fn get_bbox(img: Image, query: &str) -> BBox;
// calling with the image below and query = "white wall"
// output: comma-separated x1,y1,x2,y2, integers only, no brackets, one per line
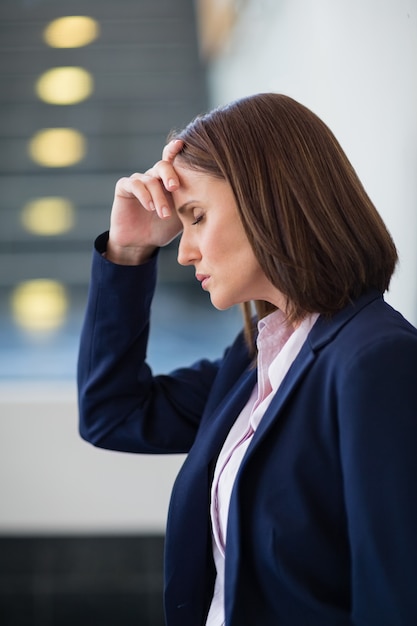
0,383,184,533
209,0,417,324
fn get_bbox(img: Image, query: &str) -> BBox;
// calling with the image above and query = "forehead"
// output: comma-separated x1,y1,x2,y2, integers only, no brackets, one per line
172,165,220,210
174,163,210,186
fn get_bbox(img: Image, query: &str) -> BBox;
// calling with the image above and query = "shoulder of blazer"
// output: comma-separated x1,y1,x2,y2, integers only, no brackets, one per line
309,289,384,351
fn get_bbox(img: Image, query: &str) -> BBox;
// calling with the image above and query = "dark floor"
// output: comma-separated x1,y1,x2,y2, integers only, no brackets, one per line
0,535,165,626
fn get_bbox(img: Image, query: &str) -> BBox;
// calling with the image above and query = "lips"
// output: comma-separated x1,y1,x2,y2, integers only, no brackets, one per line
196,273,210,289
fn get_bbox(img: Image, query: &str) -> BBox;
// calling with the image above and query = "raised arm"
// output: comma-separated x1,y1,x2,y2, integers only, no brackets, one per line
77,141,221,454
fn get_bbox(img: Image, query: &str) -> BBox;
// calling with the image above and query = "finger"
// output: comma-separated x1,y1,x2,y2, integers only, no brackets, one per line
148,159,180,195
162,138,184,162
130,174,173,218
115,174,155,212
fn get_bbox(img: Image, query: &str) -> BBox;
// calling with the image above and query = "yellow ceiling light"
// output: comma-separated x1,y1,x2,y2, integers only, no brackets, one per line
21,197,75,236
28,128,86,167
11,279,69,332
36,67,93,105
43,16,99,48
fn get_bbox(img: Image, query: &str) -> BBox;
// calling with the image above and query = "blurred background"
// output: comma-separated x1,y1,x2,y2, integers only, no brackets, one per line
0,0,416,624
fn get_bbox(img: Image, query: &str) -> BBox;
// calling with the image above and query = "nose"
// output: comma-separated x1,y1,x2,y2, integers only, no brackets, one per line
177,230,200,266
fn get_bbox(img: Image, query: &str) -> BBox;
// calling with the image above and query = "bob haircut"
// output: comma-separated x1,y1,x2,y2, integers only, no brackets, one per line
171,93,398,349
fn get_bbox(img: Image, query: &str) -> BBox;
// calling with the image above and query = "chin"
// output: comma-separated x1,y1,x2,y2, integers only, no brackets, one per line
209,293,236,311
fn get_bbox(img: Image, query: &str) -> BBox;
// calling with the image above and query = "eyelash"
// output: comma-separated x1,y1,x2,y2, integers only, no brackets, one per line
192,214,204,226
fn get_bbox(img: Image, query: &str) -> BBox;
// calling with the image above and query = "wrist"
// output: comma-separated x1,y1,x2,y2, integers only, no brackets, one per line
106,239,157,265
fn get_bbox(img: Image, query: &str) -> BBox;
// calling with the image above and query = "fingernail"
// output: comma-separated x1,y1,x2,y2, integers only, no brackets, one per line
168,179,177,189
161,206,171,218
149,201,155,211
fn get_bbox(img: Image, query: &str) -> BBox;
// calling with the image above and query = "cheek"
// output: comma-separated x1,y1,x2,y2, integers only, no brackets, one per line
204,231,229,261
232,236,260,269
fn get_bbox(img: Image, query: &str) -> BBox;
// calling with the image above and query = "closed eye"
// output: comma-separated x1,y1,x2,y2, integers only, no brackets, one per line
192,214,204,226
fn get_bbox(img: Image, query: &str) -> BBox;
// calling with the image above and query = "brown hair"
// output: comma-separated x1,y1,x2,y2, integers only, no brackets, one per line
171,93,398,349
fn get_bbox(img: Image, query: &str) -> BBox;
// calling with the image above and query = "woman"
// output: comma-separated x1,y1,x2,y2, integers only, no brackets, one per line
78,93,417,625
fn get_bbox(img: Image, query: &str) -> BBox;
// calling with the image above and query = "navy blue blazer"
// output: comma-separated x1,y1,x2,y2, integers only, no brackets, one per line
78,234,417,626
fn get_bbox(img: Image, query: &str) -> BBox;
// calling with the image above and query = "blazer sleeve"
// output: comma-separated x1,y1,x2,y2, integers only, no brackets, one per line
77,233,222,454
337,322,417,624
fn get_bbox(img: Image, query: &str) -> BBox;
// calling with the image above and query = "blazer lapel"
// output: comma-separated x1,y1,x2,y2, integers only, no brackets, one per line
249,338,316,448
243,289,382,454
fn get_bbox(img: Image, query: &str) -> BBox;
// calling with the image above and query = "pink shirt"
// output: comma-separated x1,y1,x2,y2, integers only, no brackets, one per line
206,309,319,625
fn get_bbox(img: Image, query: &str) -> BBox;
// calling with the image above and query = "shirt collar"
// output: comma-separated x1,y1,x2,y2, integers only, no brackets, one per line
256,309,319,398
